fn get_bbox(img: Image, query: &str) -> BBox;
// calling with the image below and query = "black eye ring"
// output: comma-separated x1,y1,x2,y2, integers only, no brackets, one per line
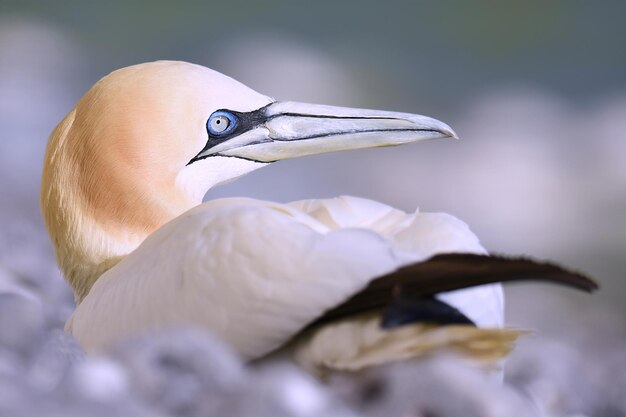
207,110,238,136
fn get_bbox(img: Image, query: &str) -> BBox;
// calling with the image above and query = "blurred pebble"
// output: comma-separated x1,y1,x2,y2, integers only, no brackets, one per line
0,377,39,416
507,337,626,417
27,330,84,391
61,357,129,402
588,350,626,417
220,363,358,417
0,292,45,355
0,346,26,376
112,327,246,416
7,396,168,417
0,263,40,301
332,356,537,417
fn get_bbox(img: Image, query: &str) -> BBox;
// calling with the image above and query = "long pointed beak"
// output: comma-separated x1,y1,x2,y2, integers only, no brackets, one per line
191,101,458,163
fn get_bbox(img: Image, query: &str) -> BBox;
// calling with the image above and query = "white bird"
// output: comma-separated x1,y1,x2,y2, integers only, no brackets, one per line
40,61,595,374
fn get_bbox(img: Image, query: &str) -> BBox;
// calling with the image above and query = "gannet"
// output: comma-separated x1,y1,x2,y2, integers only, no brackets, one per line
40,61,595,374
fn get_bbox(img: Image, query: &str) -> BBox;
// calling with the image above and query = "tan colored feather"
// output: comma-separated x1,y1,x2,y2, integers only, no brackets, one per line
41,61,577,374
40,62,223,301
289,313,523,377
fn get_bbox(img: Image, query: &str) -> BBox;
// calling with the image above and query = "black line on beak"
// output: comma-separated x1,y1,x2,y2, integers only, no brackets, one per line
188,103,442,166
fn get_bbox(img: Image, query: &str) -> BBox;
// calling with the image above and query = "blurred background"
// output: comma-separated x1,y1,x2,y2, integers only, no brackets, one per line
0,1,625,415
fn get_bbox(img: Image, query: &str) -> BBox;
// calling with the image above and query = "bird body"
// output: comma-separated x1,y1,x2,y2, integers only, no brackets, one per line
42,61,595,373
66,196,503,361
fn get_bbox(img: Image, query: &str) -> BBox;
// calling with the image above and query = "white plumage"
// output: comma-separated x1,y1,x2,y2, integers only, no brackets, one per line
67,196,503,360
41,61,526,373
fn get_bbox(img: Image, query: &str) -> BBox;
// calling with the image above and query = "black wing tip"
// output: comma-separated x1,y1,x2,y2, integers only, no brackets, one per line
428,253,600,293
307,252,599,331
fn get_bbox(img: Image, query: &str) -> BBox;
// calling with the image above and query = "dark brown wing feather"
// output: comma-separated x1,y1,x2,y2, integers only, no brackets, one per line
311,253,598,327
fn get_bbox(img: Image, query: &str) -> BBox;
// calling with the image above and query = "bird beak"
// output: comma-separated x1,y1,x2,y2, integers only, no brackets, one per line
190,101,458,164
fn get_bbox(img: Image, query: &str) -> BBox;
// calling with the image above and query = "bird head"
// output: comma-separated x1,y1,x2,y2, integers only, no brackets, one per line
41,60,457,301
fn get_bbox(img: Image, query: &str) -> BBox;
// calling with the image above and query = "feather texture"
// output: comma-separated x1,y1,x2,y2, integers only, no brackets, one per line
40,63,597,374
67,197,504,361
313,252,597,327
289,313,522,376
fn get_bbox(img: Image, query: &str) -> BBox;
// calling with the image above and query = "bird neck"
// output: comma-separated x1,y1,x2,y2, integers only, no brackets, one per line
41,112,199,303
44,181,196,303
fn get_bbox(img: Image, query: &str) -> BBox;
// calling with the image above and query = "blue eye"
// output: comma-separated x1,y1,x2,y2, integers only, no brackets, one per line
207,111,237,136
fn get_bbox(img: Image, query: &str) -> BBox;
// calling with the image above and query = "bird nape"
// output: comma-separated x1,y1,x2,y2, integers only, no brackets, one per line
40,61,597,376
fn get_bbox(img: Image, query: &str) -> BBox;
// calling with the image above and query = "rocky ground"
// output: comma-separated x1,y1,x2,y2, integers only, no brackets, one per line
0,252,624,417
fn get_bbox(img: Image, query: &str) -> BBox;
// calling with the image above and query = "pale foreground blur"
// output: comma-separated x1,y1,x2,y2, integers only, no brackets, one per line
0,17,624,417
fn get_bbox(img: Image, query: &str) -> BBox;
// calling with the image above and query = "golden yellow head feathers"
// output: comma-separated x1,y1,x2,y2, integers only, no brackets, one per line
41,60,455,301
41,61,270,300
